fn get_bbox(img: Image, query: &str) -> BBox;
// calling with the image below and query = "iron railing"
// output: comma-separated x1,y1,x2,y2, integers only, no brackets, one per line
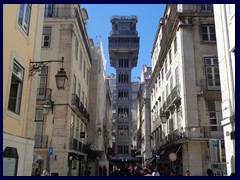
36,88,52,100
72,94,90,122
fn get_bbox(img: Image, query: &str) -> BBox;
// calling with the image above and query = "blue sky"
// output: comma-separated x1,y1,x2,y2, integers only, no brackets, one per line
81,4,166,82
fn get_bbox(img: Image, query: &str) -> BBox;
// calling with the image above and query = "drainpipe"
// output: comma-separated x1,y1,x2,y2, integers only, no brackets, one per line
220,4,235,116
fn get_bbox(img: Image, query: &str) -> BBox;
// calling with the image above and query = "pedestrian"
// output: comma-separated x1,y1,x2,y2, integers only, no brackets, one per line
185,170,190,176
143,168,151,176
207,168,213,176
41,170,48,176
71,167,78,176
152,168,160,176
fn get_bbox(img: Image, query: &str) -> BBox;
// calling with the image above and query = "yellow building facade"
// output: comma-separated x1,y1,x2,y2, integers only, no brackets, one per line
3,4,45,176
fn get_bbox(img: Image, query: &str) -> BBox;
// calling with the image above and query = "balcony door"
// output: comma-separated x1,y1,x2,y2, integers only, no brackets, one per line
37,67,48,99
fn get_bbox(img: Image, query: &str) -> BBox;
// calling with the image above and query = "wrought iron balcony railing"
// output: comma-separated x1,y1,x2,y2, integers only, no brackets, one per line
72,94,90,122
36,88,52,100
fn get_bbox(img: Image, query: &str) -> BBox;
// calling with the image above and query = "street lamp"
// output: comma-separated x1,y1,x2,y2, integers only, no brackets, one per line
29,57,68,89
160,113,168,123
43,98,54,115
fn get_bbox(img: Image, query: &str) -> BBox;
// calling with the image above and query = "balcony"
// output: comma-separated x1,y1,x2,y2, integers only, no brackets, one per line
72,94,90,123
198,79,221,93
36,88,52,100
109,40,139,51
34,135,48,148
69,137,87,153
203,125,224,139
110,30,138,36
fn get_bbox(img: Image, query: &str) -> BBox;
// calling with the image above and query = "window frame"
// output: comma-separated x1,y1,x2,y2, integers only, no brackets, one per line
201,24,216,42
18,4,32,35
42,27,52,48
8,59,24,115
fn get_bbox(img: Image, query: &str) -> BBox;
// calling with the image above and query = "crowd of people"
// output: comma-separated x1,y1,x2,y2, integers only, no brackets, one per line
109,163,186,176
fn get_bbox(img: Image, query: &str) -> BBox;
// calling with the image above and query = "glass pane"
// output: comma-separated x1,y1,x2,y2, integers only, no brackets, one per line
207,67,212,73
18,4,24,25
208,80,213,86
202,34,208,41
210,112,216,118
207,74,213,79
44,36,50,40
208,101,215,111
210,34,216,41
205,58,211,65
213,59,218,65
209,26,215,33
210,119,217,124
202,26,208,33
24,6,30,24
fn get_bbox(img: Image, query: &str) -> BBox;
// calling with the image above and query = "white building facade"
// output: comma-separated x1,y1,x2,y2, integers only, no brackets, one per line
150,4,226,176
214,4,235,175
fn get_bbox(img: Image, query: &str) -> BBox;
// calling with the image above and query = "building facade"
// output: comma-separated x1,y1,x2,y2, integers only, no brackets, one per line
33,4,91,176
88,42,109,176
150,4,225,176
108,16,140,159
3,4,45,176
136,65,152,165
213,4,235,175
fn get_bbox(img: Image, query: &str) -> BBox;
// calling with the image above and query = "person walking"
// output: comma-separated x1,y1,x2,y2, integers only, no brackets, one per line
185,170,190,176
152,168,160,176
41,170,49,176
207,169,214,176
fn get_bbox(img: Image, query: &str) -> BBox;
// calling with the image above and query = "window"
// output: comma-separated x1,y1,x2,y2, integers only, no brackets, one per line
201,25,216,42
205,57,220,90
78,83,81,100
83,62,86,79
75,38,78,60
118,125,129,136
174,37,177,54
75,118,79,139
118,58,129,67
175,66,179,86
8,60,24,114
34,109,44,148
170,76,173,91
79,51,83,70
37,67,48,99
44,4,53,17
118,107,129,117
118,90,129,100
18,4,31,34
117,145,129,154
201,4,213,12
169,49,172,63
165,60,168,73
42,27,52,48
208,101,222,131
73,75,76,94
82,91,84,105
